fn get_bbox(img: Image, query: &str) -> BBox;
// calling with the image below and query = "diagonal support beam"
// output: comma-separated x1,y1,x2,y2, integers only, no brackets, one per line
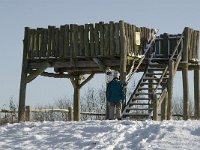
26,62,49,83
93,58,108,72
80,74,95,88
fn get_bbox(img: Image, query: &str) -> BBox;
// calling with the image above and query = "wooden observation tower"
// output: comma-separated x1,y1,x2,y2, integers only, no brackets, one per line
18,20,200,121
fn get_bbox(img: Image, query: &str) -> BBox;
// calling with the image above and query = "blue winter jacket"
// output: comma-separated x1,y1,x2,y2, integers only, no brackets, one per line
106,78,125,103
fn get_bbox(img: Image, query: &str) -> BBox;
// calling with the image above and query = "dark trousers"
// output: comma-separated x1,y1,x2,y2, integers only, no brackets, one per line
107,102,122,120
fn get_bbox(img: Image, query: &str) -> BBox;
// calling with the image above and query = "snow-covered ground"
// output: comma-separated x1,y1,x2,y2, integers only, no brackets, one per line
1,120,200,150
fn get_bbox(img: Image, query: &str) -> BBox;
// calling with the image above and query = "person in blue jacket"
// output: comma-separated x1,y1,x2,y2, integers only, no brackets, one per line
106,71,125,120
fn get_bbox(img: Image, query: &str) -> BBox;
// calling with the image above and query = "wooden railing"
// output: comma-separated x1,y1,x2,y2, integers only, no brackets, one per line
1,107,106,122
154,28,199,61
24,21,154,60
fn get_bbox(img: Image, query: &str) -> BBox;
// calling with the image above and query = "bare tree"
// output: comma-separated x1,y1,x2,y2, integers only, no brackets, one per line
172,96,194,120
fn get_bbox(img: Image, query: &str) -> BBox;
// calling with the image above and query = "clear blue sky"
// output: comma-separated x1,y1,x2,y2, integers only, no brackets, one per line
0,0,200,108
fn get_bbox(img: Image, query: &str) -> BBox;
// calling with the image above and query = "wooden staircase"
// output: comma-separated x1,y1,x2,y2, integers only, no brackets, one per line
122,33,184,120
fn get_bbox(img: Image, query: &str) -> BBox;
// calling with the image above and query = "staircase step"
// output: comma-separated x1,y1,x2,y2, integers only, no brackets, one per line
148,67,166,71
143,77,168,80
138,87,163,90
126,108,152,111
141,82,159,85
146,73,169,77
135,93,152,95
131,97,151,100
146,72,168,76
149,63,167,67
135,92,162,96
129,103,150,105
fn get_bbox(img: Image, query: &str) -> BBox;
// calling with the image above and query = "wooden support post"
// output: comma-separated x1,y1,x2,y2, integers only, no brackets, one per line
18,27,29,122
153,94,158,121
68,106,73,121
167,60,174,120
73,76,81,121
182,64,189,120
25,106,30,121
194,69,200,119
70,74,94,121
194,30,200,120
182,27,190,120
161,91,168,120
119,21,127,105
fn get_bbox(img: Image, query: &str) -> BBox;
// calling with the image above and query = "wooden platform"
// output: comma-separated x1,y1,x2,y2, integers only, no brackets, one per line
18,21,200,122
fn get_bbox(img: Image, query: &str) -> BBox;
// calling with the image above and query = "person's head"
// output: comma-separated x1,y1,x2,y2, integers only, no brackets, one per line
113,71,120,79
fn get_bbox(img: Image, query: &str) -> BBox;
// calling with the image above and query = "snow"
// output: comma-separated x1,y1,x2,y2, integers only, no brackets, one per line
1,120,200,150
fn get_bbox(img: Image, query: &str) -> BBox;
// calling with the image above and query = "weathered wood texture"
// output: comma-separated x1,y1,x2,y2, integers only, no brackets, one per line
155,28,199,61
24,21,154,60
18,27,29,122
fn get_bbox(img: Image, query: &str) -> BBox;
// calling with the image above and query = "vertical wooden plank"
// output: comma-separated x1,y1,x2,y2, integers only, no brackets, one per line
33,29,38,59
68,106,73,121
132,25,136,55
54,28,59,58
43,29,48,58
188,29,193,60
195,31,200,59
74,24,78,57
125,23,130,55
109,21,114,56
40,28,45,58
99,22,104,56
59,26,65,58
135,27,141,55
193,31,196,58
94,23,100,56
35,28,40,58
79,25,84,56
64,25,69,58
69,24,74,58
193,31,197,59
51,26,56,57
163,33,169,57
147,28,151,42
104,23,109,56
167,60,174,120
77,25,80,56
18,27,29,122
114,23,120,55
84,24,89,57
89,24,95,56
140,27,145,54
25,106,30,121
183,27,190,62
32,29,36,59
47,26,53,59
158,34,163,55
28,29,34,59
129,24,133,55
71,24,75,58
